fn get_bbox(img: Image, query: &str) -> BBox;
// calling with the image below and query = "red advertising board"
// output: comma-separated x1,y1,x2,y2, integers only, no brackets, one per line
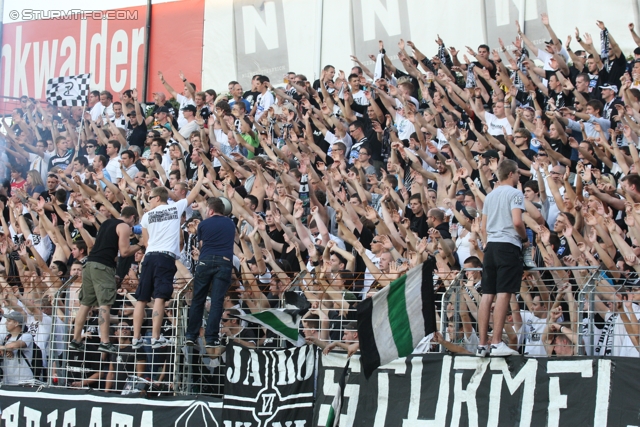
0,0,204,113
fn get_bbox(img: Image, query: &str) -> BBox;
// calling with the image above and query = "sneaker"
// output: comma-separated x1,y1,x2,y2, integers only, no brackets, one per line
69,340,84,352
205,339,222,349
131,338,144,350
151,337,168,349
184,337,197,346
98,342,118,354
475,345,488,357
489,342,519,357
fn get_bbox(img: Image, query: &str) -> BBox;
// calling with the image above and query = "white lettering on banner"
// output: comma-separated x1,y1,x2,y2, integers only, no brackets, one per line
33,40,59,98
450,356,489,427
402,355,452,426
89,407,103,427
242,2,279,55
318,365,361,427
271,421,307,427
89,19,108,89
59,36,76,76
24,406,41,427
2,402,20,427
47,409,59,427
111,411,134,427
2,21,144,96
258,393,276,416
14,26,31,96
110,30,129,92
361,0,401,41
547,360,593,427
62,408,76,427
594,359,611,427
374,372,390,427
488,358,537,427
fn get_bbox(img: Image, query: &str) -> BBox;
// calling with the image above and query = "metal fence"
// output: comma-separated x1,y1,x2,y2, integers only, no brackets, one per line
0,266,638,397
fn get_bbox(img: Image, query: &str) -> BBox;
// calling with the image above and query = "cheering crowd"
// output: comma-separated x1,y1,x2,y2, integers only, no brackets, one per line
2,12,640,392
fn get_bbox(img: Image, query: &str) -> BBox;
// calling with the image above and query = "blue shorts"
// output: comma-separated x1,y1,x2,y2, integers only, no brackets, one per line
134,252,177,301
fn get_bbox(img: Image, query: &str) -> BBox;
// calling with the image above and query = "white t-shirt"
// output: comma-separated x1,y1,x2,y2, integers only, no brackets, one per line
0,332,34,385
28,153,48,183
175,94,196,129
141,198,188,257
105,156,123,182
395,112,416,141
612,303,640,357
520,310,547,356
255,91,275,121
484,112,512,136
179,120,199,139
26,314,52,366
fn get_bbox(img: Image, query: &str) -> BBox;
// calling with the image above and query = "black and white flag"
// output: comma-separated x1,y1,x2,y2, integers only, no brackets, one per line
46,74,91,106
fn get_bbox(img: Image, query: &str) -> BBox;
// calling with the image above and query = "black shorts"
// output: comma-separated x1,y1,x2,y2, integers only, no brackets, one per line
135,252,178,301
481,242,523,295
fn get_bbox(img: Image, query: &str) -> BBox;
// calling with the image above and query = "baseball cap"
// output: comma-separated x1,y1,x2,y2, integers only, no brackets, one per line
5,311,24,324
481,149,500,160
181,105,197,113
599,84,618,93
156,106,170,114
456,189,467,197
127,110,137,117
163,123,172,131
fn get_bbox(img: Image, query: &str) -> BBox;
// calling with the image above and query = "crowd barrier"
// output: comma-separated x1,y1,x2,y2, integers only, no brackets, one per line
0,266,637,398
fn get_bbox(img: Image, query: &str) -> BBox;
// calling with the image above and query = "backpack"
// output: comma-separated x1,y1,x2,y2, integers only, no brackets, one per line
3,333,47,382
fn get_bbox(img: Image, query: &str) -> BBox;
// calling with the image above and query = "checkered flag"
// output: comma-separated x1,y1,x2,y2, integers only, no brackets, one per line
46,74,91,106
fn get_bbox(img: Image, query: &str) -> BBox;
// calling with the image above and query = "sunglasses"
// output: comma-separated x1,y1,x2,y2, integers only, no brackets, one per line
86,145,95,149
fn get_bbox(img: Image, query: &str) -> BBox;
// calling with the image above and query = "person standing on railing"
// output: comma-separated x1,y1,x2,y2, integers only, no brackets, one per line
132,177,204,350
69,207,143,354
184,197,235,354
477,159,527,357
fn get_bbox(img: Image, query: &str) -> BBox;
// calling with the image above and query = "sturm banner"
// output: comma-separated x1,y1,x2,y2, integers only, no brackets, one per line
0,386,222,427
313,353,640,427
223,343,315,427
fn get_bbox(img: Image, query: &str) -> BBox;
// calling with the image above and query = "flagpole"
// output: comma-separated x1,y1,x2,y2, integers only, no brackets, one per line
76,103,86,154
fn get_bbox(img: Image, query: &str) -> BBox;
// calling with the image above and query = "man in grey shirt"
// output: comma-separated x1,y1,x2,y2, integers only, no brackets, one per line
477,159,528,357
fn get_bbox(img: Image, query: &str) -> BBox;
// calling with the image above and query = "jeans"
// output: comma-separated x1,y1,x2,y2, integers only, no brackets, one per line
186,256,233,343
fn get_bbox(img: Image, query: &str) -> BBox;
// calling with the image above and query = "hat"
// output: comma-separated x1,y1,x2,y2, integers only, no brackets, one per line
599,84,618,94
456,189,467,197
5,311,24,324
181,104,197,113
126,110,137,117
162,123,172,131
156,106,170,114
481,149,500,160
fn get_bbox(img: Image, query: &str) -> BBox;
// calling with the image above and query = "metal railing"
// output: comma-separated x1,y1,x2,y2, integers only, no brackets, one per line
0,265,639,397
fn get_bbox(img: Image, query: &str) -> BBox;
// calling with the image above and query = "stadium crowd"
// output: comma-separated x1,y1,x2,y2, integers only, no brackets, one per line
1,13,640,392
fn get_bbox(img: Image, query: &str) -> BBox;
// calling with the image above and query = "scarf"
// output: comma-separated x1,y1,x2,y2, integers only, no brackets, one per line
439,44,453,69
466,63,477,88
594,312,617,356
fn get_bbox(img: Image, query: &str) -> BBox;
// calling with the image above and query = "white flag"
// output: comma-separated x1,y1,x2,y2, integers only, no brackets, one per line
46,74,91,106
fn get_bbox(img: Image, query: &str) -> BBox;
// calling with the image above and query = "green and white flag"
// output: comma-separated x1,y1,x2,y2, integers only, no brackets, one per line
357,258,437,378
326,359,350,427
235,291,309,346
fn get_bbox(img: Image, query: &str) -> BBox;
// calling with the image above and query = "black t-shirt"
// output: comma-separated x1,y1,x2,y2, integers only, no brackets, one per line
547,137,572,160
109,345,146,391
127,122,147,149
602,54,628,89
405,209,430,239
243,91,260,109
435,222,451,239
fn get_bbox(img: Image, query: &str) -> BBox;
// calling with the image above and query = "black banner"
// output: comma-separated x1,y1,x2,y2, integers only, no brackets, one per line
0,386,221,427
223,343,315,427
313,353,640,427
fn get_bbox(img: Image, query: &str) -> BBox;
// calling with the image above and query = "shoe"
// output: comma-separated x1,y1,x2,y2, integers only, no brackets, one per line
151,337,168,349
185,337,197,346
98,342,118,354
489,342,519,357
69,340,84,352
475,345,488,357
131,338,144,350
205,339,222,349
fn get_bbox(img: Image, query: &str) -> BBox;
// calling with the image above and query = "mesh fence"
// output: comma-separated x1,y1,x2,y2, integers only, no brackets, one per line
0,266,638,397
